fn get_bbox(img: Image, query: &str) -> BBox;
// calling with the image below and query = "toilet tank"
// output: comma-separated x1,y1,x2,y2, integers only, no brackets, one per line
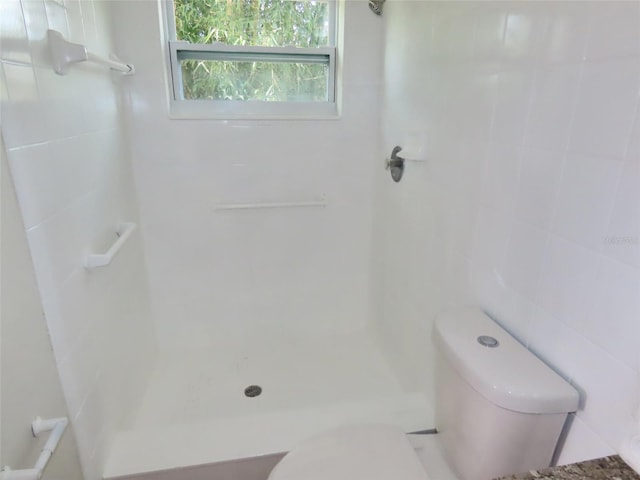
432,309,579,480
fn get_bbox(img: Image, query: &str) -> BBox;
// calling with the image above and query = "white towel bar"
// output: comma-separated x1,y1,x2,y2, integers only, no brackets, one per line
48,30,134,75
214,198,327,211
0,417,68,480
85,222,136,269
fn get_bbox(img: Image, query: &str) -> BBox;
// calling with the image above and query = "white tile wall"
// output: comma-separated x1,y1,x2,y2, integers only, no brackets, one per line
569,58,640,159
1,1,156,478
585,257,640,370
108,0,382,350
550,152,623,251
514,147,564,230
502,220,549,299
1,137,84,480
585,1,640,61
605,159,640,268
479,143,522,213
0,0,31,64
374,0,640,462
524,64,581,151
535,236,600,333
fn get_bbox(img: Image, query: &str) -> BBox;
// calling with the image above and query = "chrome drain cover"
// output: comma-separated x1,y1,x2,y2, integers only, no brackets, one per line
244,385,262,398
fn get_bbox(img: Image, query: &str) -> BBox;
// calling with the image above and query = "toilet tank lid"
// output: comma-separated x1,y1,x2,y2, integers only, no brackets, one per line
433,308,579,415
268,424,431,480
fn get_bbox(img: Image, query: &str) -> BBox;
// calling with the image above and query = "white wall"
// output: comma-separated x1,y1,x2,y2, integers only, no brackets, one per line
1,1,156,478
109,0,383,351
373,0,640,463
1,136,84,480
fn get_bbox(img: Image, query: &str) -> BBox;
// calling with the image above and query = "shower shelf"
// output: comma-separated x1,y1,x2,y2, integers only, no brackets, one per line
85,222,136,269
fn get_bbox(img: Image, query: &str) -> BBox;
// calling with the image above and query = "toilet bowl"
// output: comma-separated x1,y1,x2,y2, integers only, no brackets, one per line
268,308,579,480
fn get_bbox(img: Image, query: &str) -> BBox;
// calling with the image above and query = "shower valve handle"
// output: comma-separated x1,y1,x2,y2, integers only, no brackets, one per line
385,158,404,169
385,146,405,170
385,146,405,183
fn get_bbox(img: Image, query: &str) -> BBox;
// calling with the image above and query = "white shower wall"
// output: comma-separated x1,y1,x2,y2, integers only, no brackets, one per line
1,137,84,480
373,0,640,464
110,0,383,351
0,1,156,478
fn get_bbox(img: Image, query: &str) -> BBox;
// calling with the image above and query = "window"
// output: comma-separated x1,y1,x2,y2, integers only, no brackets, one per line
165,0,338,118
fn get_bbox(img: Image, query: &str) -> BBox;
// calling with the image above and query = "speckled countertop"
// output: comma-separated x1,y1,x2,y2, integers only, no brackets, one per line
496,455,640,480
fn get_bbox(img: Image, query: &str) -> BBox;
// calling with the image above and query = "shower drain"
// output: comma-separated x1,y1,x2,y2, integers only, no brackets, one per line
244,385,262,398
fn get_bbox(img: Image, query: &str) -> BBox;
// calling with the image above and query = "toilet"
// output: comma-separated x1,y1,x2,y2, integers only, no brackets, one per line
268,308,579,480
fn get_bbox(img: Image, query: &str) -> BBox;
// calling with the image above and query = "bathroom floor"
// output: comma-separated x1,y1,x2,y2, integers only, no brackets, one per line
104,330,433,478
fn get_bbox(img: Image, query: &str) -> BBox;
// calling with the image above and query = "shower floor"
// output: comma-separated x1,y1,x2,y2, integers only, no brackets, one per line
104,330,433,478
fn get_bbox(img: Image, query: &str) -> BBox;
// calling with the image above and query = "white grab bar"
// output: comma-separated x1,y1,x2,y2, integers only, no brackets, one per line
85,222,136,269
0,417,68,480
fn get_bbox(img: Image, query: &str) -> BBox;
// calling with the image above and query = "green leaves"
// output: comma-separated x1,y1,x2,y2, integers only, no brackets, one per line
175,0,329,47
180,59,328,101
174,0,331,101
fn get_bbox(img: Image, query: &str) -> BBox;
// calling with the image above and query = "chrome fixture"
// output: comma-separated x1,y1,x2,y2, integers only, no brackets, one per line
385,146,405,183
368,0,385,16
244,385,262,397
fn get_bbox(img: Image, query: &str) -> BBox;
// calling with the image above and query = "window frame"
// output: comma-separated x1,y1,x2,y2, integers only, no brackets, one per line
164,0,339,120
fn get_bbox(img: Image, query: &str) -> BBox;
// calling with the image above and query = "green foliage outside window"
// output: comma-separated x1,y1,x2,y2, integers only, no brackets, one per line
174,0,331,101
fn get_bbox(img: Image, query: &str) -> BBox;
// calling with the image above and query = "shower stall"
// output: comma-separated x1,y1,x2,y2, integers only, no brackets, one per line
101,1,434,477
2,0,639,479
3,1,434,478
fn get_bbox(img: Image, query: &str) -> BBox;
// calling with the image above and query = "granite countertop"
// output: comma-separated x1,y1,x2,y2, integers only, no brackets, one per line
497,455,640,480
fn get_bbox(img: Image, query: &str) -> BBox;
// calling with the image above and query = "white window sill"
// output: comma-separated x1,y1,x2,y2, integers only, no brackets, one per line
168,99,341,121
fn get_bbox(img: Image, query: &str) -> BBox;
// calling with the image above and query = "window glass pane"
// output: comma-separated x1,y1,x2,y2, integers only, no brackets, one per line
174,0,331,48
180,59,329,101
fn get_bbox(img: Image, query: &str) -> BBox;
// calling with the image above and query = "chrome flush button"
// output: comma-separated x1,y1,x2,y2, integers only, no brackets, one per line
477,335,499,348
